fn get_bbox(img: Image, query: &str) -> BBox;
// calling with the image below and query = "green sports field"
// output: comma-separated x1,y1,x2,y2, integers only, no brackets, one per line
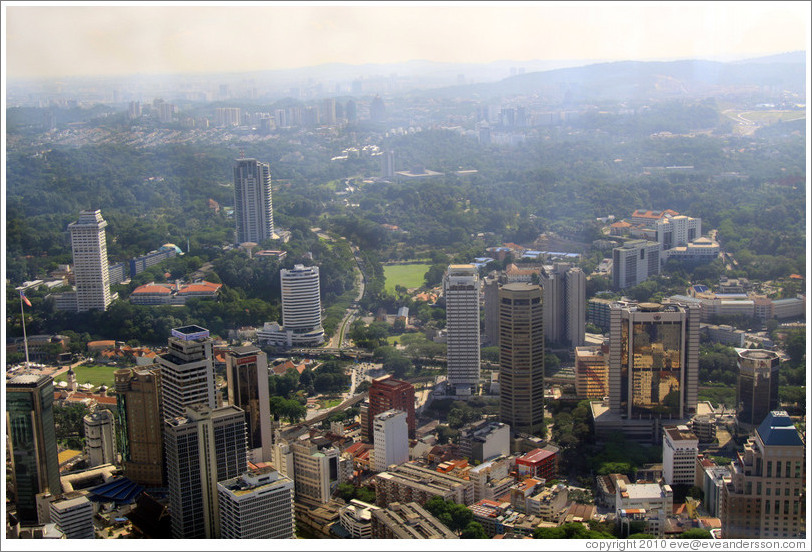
54,365,120,388
383,263,430,293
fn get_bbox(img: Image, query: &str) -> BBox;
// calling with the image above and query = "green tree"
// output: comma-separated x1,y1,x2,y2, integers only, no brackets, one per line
460,521,487,539
679,529,712,539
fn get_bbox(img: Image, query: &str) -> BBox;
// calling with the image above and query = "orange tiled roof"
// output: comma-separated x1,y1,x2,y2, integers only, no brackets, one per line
178,282,221,294
132,284,173,295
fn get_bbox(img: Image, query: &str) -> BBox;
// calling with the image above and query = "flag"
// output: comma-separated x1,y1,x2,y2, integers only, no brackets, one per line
20,291,32,307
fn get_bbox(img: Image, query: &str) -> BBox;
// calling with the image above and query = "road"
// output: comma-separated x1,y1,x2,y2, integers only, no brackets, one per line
328,244,367,349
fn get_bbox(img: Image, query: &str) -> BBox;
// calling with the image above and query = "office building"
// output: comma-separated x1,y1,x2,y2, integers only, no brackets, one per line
260,265,324,347
654,214,701,250
49,495,94,539
482,273,501,345
375,463,474,507
498,283,545,436
225,346,272,462
516,447,559,481
444,264,481,395
373,410,409,472
458,420,510,463
114,368,164,487
164,405,247,539
612,240,661,289
540,263,585,347
381,150,396,178
735,349,780,428
217,467,295,539
588,297,617,332
662,425,699,486
721,411,805,538
68,209,113,312
339,499,379,538
365,375,416,440
83,409,116,467
157,325,216,420
215,107,241,127
468,456,514,502
371,502,458,539
233,158,274,244
608,302,700,421
290,438,346,505
575,345,610,399
6,375,62,525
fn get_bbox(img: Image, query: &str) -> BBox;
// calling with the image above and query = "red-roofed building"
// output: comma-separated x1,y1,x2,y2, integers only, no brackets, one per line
130,281,220,305
630,209,679,224
515,447,559,481
177,281,222,298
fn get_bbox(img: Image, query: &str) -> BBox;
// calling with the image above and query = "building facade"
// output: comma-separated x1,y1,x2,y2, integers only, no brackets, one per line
498,283,545,436
49,495,94,539
735,349,780,428
612,240,661,290
365,375,416,440
68,209,113,311
373,409,409,472
375,463,474,507
662,425,699,486
114,367,164,487
259,264,326,347
290,439,346,505
444,264,481,395
6,375,61,525
575,344,610,399
157,325,216,420
540,263,586,347
83,409,116,467
217,467,295,539
233,158,274,244
164,405,248,539
370,502,458,539
224,346,272,462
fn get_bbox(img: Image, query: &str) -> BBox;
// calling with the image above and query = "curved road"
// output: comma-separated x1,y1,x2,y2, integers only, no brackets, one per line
329,244,366,349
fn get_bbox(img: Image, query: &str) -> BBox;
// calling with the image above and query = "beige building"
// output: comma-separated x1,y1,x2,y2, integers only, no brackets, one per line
114,367,164,487
575,345,609,399
375,462,474,507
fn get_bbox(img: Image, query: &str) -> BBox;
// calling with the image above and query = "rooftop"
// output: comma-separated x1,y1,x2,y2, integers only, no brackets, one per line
756,411,804,447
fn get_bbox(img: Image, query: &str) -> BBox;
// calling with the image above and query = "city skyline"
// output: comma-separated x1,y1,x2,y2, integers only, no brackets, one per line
3,1,809,80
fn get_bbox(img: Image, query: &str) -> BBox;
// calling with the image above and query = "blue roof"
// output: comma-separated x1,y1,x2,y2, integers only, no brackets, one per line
87,476,144,505
756,411,804,447
692,285,709,293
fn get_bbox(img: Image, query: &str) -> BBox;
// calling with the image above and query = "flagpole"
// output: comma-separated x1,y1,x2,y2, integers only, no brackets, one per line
20,293,31,369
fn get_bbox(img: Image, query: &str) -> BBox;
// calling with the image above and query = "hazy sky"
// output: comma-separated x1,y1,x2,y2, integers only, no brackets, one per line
3,1,810,80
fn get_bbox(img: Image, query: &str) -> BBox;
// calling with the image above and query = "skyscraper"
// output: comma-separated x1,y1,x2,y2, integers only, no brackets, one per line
735,349,780,428
225,346,272,462
68,209,112,311
482,273,501,345
83,409,116,467
608,302,699,421
444,264,481,395
164,405,247,539
721,411,805,539
498,283,545,436
114,367,164,488
6,375,61,525
157,325,216,420
612,240,661,289
373,410,409,472
540,263,586,347
217,467,295,539
233,158,274,244
381,150,396,178
365,375,416,440
280,264,324,346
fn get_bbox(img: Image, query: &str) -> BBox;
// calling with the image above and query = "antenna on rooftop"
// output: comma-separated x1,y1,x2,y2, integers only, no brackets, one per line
239,149,245,159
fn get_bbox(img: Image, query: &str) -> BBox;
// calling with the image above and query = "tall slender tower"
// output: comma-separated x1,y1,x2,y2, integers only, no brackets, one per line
225,346,272,462
164,405,247,539
157,326,216,420
444,265,481,395
498,283,545,436
6,375,61,525
115,367,164,487
68,209,112,311
281,265,324,345
233,158,274,244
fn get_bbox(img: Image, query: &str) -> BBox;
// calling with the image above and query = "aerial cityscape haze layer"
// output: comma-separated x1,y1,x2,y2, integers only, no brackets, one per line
2,1,810,548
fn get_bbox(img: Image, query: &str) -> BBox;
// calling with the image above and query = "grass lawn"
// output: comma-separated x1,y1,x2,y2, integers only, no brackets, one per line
54,365,120,388
386,335,400,345
320,397,344,409
740,110,805,123
383,263,430,293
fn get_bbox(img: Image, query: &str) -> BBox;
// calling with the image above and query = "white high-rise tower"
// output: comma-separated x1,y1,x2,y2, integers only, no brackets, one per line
233,158,274,244
68,209,112,311
444,264,481,395
281,265,324,345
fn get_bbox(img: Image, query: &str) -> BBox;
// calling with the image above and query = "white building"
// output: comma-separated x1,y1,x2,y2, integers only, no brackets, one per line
217,467,295,539
444,264,480,395
157,325,216,420
49,495,94,539
339,499,380,538
468,455,514,502
259,265,325,348
654,214,701,249
373,409,409,472
612,240,661,289
233,158,274,244
459,420,511,463
83,410,116,467
68,210,113,312
662,425,699,486
615,480,673,514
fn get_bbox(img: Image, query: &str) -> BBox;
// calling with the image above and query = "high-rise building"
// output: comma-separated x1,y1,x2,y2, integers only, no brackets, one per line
215,107,241,127
498,283,545,436
320,98,337,125
345,99,357,123
721,411,805,539
540,263,585,347
68,209,112,311
575,345,610,399
6,375,61,525
482,273,501,345
164,405,247,539
612,240,661,290
157,325,216,420
49,495,94,539
373,410,409,472
444,264,481,395
224,346,272,462
217,467,295,539
381,150,396,178
83,409,116,467
233,158,274,244
114,368,164,487
365,375,416,440
259,264,326,348
290,438,346,505
735,349,780,428
654,214,701,250
662,425,699,486
608,302,700,421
